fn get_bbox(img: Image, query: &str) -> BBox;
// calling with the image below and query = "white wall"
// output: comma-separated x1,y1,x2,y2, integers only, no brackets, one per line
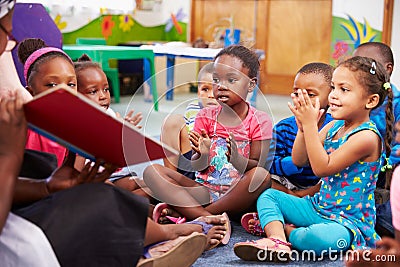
332,0,384,30
18,0,136,12
392,0,400,86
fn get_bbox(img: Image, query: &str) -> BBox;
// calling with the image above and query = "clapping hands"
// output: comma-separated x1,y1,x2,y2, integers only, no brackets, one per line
288,89,325,131
226,133,238,162
189,129,211,155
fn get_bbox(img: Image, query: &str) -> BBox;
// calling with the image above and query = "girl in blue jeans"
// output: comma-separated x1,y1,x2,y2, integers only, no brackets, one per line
234,56,394,262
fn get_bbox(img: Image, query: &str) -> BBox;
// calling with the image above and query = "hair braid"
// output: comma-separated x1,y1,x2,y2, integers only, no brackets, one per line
384,87,394,189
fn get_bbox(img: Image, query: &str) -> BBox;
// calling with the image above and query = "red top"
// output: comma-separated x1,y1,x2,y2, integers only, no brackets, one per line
26,129,67,167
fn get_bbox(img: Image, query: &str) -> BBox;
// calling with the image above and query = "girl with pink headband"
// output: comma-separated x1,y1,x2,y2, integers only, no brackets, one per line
18,38,76,166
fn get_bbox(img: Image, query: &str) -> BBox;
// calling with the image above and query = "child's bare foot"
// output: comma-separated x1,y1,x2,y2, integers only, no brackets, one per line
163,213,231,250
241,212,265,236
284,223,296,237
153,203,184,224
160,208,183,224
192,214,229,250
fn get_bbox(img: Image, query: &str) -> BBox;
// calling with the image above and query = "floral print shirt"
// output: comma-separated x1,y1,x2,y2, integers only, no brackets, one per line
193,105,272,200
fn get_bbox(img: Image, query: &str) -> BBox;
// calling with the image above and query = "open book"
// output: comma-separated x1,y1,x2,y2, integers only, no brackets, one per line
23,88,177,167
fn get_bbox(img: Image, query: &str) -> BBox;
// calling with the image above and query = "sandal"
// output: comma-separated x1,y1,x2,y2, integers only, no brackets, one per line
234,237,291,262
187,212,231,250
136,232,206,267
241,212,265,237
152,203,186,224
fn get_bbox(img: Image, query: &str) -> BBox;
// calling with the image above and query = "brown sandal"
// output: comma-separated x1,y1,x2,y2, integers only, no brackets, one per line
137,232,207,267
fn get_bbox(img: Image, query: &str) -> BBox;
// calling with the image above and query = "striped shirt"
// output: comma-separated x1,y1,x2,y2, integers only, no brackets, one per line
268,113,333,187
184,100,202,132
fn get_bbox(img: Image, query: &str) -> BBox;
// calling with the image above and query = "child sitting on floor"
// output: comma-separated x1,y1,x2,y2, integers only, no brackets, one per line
18,38,75,166
143,45,273,224
270,62,334,196
353,42,400,239
346,121,400,267
241,62,334,237
234,56,394,262
161,63,217,179
73,54,143,172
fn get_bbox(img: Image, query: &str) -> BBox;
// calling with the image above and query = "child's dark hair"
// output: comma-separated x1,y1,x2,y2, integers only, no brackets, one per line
339,56,393,181
197,62,214,82
297,62,334,84
357,42,394,70
17,38,72,85
74,54,102,73
214,45,260,78
73,54,103,91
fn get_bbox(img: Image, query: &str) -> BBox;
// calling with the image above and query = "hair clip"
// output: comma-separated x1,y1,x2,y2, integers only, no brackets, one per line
381,157,393,172
383,82,391,91
370,61,377,75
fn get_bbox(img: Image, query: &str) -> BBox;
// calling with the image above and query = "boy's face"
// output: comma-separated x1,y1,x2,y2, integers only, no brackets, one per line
293,72,330,110
198,72,218,108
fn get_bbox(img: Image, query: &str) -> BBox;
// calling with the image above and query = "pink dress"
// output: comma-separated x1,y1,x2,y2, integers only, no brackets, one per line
193,105,272,200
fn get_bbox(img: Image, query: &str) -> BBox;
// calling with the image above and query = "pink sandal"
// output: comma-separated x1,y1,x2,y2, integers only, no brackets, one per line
234,237,292,262
241,212,265,237
152,203,186,224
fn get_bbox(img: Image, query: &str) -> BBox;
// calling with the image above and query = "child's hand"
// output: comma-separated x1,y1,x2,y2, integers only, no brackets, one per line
376,237,400,254
0,92,27,160
116,110,143,129
395,121,400,144
346,238,400,266
124,109,143,129
288,89,324,128
189,129,210,154
226,133,238,162
189,131,201,153
46,151,117,193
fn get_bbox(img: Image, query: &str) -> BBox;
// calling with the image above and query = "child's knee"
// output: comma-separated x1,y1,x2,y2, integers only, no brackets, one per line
257,188,281,205
289,224,351,255
143,164,163,182
246,167,271,193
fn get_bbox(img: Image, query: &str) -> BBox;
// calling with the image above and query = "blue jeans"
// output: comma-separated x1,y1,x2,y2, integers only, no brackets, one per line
257,189,352,255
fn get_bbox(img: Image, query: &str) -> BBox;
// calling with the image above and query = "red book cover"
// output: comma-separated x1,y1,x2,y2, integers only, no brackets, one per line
24,88,177,167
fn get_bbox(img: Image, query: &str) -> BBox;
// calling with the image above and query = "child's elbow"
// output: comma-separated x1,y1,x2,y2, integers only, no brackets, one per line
313,169,324,177
312,168,331,178
292,156,306,167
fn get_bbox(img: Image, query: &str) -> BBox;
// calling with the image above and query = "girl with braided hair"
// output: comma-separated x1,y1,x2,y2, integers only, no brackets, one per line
234,56,394,262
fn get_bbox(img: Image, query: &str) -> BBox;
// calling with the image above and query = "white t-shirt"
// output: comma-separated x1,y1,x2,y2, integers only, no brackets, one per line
0,213,60,267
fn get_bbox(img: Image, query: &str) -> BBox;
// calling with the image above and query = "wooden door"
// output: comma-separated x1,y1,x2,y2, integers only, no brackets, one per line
190,0,332,95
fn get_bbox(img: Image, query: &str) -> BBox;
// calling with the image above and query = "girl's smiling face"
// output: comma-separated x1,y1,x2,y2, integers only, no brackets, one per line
212,55,253,106
77,67,111,110
329,66,374,120
28,57,77,96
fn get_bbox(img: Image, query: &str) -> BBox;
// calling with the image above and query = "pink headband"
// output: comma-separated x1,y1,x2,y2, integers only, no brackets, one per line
24,47,73,84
